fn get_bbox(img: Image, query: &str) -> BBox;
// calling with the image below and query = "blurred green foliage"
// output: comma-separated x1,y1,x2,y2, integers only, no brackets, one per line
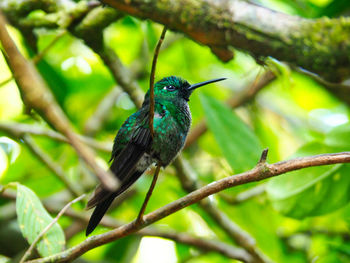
1,0,350,262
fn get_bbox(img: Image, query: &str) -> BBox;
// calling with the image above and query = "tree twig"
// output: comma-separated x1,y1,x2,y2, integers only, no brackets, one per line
22,135,83,197
149,26,167,137
0,122,112,153
0,12,118,191
136,164,161,223
258,148,269,164
220,184,266,205
27,150,350,263
19,194,85,263
0,76,13,88
83,86,122,136
32,30,67,64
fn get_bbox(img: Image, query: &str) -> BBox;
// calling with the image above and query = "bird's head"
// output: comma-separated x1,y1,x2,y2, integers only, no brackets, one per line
144,76,226,103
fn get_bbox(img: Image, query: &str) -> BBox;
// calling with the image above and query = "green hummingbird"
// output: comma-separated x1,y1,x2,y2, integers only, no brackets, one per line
86,76,226,236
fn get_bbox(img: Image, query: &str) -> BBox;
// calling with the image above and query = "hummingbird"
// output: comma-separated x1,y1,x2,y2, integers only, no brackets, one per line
86,76,226,236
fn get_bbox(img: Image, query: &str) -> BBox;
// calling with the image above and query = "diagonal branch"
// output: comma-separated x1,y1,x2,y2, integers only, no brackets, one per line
0,12,118,191
19,194,85,263
83,86,122,136
27,151,350,263
22,135,83,197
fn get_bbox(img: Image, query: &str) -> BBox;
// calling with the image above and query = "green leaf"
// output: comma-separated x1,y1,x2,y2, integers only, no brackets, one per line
200,95,262,173
175,243,192,262
324,123,350,150
267,143,350,218
16,184,65,257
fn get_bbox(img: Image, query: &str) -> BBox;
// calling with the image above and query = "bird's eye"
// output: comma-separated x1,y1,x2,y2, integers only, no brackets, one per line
164,85,176,91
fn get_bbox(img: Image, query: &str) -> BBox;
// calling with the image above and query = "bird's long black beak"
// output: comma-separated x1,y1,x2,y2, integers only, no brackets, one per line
187,77,226,91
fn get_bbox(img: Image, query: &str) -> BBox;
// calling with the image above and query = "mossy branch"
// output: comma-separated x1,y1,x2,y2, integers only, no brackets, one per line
100,0,350,84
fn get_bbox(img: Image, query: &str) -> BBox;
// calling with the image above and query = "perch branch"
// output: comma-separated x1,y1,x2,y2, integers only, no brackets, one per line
0,188,251,261
136,164,161,223
149,26,167,137
27,151,350,263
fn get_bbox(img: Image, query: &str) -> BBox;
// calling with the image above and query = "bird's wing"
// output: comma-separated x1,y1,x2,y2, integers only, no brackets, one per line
86,113,152,209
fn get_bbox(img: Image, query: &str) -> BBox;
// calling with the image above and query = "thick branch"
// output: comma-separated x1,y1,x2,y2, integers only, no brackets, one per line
69,6,144,108
101,0,350,83
28,151,350,263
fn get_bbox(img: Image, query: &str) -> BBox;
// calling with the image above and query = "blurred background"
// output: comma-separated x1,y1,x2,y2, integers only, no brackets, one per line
1,0,350,262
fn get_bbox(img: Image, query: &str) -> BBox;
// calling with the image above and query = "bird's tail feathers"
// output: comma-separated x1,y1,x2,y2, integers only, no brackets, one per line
85,170,144,235
86,185,111,210
86,194,115,236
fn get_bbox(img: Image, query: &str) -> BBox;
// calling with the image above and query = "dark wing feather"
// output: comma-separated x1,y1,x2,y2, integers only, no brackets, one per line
87,126,152,208
86,121,152,235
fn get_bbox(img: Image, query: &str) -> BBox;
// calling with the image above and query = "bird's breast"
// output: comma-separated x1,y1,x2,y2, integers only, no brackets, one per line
136,153,155,171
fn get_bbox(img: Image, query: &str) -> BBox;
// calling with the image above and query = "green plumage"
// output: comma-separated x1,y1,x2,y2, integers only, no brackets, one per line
86,76,225,236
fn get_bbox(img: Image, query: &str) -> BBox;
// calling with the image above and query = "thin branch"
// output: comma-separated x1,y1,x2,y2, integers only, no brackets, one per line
31,30,67,64
19,194,85,263
185,70,275,148
0,122,112,152
258,148,269,164
149,26,167,137
27,151,350,263
136,164,161,223
83,86,122,136
220,184,266,205
0,76,13,87
140,228,250,262
0,11,119,191
22,135,83,197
